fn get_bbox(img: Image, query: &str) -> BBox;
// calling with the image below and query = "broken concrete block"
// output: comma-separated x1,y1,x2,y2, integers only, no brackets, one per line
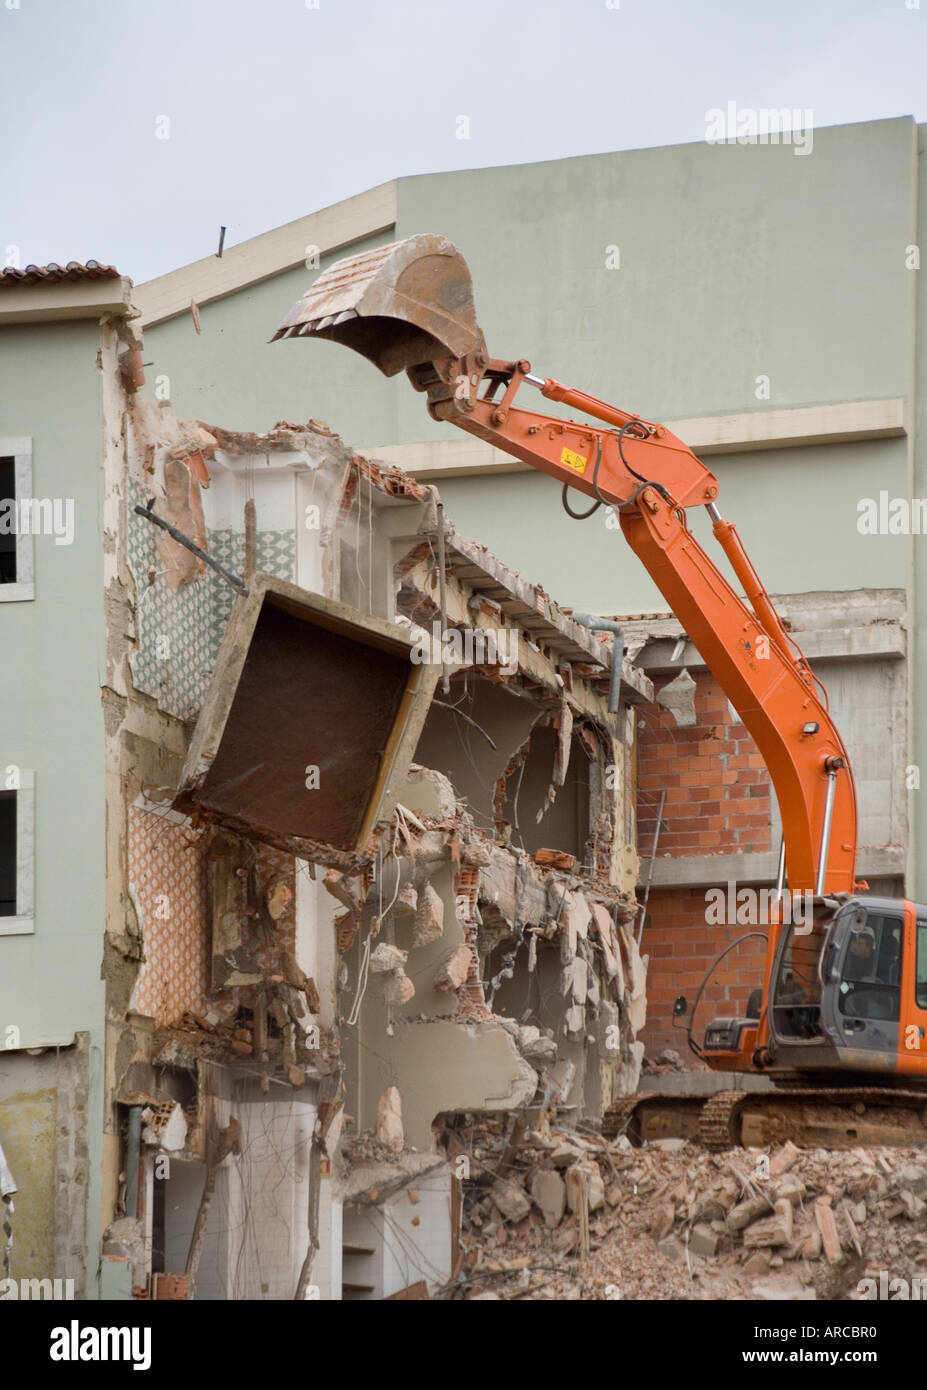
552,1220,579,1253
897,1164,927,1196
615,1040,644,1095
546,1059,576,1104
376,1087,404,1153
650,1203,676,1241
560,892,591,954
727,1196,771,1232
743,1250,772,1276
801,1229,823,1261
841,1204,863,1256
773,1175,807,1207
590,903,623,987
142,1102,187,1153
369,943,409,974
550,1137,586,1168
743,1199,793,1249
530,1170,566,1228
814,1196,842,1263
651,1138,688,1154
402,763,458,820
565,1162,605,1213
694,1194,728,1224
898,1188,926,1219
102,1217,148,1263
434,944,471,993
688,1223,720,1257
561,956,588,1004
382,968,415,1005
394,883,418,916
657,1236,684,1262
656,667,697,727
491,1179,531,1223
769,1140,801,1178
563,1004,585,1038
412,881,444,947
518,1026,558,1064
587,1166,606,1213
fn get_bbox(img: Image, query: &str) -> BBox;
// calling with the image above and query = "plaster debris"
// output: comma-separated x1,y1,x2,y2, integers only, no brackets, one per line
655,666,697,727
369,943,409,974
376,1087,404,1153
434,944,472,993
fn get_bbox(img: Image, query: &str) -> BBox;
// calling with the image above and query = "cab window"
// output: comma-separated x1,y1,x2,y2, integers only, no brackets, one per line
916,919,927,1010
839,911,902,1022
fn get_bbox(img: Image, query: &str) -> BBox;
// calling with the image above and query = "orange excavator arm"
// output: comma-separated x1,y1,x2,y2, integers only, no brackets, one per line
274,234,858,898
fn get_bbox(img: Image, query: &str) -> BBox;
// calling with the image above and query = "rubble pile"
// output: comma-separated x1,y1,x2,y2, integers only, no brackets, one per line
451,1118,927,1300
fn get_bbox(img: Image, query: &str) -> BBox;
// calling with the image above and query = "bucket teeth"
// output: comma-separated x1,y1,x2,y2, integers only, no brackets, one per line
271,232,486,376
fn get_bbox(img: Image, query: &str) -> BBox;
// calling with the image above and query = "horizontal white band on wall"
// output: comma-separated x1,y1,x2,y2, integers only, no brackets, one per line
639,844,904,890
364,398,907,479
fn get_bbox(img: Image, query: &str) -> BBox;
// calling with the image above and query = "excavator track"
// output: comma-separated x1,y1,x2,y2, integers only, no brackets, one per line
604,1086,927,1152
699,1091,742,1151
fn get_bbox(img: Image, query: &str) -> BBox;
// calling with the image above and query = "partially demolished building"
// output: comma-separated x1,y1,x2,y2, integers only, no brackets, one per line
99,386,652,1298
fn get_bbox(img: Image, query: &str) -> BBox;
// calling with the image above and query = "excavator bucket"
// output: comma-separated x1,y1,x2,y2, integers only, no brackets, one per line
271,233,486,376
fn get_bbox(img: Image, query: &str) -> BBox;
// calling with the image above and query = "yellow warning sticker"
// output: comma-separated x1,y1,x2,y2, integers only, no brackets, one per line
560,446,588,474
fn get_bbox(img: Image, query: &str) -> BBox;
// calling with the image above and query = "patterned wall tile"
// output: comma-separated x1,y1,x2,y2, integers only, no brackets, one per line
128,477,297,721
129,805,209,1026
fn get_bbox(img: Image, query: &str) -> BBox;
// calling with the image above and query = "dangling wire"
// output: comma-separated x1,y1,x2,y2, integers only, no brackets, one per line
345,808,407,1028
561,420,672,522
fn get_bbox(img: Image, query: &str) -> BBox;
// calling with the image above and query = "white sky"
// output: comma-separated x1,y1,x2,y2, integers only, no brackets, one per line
3,0,927,283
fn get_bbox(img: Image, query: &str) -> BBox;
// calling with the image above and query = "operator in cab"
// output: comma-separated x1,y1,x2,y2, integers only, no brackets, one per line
844,926,878,982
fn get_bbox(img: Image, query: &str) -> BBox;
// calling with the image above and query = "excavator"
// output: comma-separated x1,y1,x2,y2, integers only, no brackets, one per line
273,234,927,1150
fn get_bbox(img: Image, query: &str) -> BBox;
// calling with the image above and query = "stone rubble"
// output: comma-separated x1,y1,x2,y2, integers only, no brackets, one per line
449,1116,927,1301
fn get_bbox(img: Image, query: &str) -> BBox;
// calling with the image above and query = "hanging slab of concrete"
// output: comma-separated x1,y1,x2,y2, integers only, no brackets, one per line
174,573,439,862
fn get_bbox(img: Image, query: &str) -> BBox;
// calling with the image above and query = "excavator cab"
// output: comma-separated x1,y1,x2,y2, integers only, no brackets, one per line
766,897,910,1070
701,897,927,1082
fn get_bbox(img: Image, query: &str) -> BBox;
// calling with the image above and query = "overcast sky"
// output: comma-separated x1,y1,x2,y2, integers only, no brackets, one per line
3,0,927,284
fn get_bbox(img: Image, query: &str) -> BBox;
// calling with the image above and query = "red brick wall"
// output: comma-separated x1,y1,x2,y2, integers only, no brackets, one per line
641,885,769,1054
636,672,773,1054
637,672,772,857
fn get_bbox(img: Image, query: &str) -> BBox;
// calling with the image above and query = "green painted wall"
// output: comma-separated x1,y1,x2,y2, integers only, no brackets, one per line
143,229,398,434
145,118,918,448
0,318,106,1291
394,117,916,435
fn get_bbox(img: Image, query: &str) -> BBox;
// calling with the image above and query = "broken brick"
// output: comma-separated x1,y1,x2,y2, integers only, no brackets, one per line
814,1196,842,1263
